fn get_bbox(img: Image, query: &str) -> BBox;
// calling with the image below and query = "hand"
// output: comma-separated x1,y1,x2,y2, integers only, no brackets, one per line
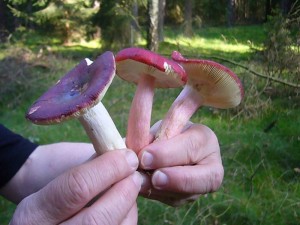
10,150,142,225
138,122,224,206
1,142,96,203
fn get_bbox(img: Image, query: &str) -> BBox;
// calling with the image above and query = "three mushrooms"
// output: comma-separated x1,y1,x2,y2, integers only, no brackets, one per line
26,47,244,156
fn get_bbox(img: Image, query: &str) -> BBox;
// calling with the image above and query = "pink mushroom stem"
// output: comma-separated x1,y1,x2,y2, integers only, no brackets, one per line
155,51,243,141
126,74,155,152
116,48,187,153
155,85,203,140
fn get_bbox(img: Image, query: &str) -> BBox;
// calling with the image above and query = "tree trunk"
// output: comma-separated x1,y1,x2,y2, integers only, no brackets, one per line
0,1,6,40
228,0,236,26
158,0,166,42
0,0,15,40
265,0,271,21
147,0,159,52
183,0,193,37
131,0,140,45
280,0,292,15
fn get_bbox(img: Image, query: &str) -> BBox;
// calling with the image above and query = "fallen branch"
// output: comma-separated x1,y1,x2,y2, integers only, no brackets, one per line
209,56,300,88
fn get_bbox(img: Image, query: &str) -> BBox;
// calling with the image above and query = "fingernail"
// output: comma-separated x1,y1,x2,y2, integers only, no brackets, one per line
140,172,148,188
141,151,153,169
152,170,168,189
132,171,143,189
125,150,139,169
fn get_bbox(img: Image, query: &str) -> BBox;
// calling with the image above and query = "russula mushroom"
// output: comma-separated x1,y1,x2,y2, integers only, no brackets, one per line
115,47,187,152
155,51,244,140
26,51,125,154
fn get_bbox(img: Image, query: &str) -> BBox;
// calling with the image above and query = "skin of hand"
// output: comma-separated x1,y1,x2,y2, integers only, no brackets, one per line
0,142,96,203
1,120,223,215
9,149,142,225
138,121,224,206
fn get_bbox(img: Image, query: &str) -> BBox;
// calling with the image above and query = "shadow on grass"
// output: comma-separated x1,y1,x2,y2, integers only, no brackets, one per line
7,30,102,60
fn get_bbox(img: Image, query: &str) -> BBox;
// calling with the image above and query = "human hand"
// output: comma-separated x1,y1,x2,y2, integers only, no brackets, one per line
138,122,224,206
10,150,142,225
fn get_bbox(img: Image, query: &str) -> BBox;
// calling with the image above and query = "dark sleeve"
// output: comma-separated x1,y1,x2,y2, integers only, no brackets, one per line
0,124,39,188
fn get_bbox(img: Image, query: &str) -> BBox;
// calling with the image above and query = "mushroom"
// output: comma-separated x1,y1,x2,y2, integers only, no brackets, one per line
115,47,187,152
155,51,244,140
26,51,125,154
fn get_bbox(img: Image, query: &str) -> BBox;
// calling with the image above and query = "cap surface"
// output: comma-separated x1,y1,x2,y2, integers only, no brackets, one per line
172,51,244,109
116,47,187,88
26,51,116,124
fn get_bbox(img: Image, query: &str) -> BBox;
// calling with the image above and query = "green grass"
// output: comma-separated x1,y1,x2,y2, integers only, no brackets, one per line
157,25,266,61
1,24,300,224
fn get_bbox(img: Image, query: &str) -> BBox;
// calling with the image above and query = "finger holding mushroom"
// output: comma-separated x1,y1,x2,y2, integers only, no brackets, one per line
155,51,244,140
115,47,187,153
26,52,125,155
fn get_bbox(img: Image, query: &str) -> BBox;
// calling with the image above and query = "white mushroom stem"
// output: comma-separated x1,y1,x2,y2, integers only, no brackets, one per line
126,74,155,152
79,101,126,155
155,85,203,140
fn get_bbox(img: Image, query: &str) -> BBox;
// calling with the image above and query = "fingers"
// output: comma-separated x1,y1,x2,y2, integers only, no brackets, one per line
120,203,138,225
151,163,224,194
139,164,223,206
139,123,223,206
139,124,221,170
140,163,224,194
139,172,200,207
62,172,141,225
10,149,139,225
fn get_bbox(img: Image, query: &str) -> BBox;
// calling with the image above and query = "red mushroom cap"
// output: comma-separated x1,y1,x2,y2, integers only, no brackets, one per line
26,51,116,124
116,47,187,88
172,51,244,109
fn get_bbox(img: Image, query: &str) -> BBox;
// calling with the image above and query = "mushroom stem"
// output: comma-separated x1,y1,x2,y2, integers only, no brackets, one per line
26,52,125,156
126,74,155,152
155,85,203,140
155,51,243,141
79,101,126,155
116,48,187,152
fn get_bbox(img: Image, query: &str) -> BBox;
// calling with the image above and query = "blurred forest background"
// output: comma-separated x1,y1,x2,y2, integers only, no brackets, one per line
0,0,300,224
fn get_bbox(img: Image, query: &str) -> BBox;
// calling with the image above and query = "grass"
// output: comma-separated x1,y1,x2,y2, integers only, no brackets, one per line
1,24,300,224
157,25,265,61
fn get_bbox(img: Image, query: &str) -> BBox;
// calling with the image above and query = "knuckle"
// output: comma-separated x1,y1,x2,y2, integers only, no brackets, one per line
66,168,92,205
207,130,220,151
10,201,31,225
96,151,128,181
81,182,136,225
179,164,224,194
185,125,221,164
106,156,125,179
112,176,138,203
116,183,135,202
193,124,216,142
181,172,195,192
185,132,203,164
209,165,224,192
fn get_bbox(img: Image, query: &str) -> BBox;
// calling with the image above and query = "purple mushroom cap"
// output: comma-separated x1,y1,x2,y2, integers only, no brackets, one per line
26,51,116,124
